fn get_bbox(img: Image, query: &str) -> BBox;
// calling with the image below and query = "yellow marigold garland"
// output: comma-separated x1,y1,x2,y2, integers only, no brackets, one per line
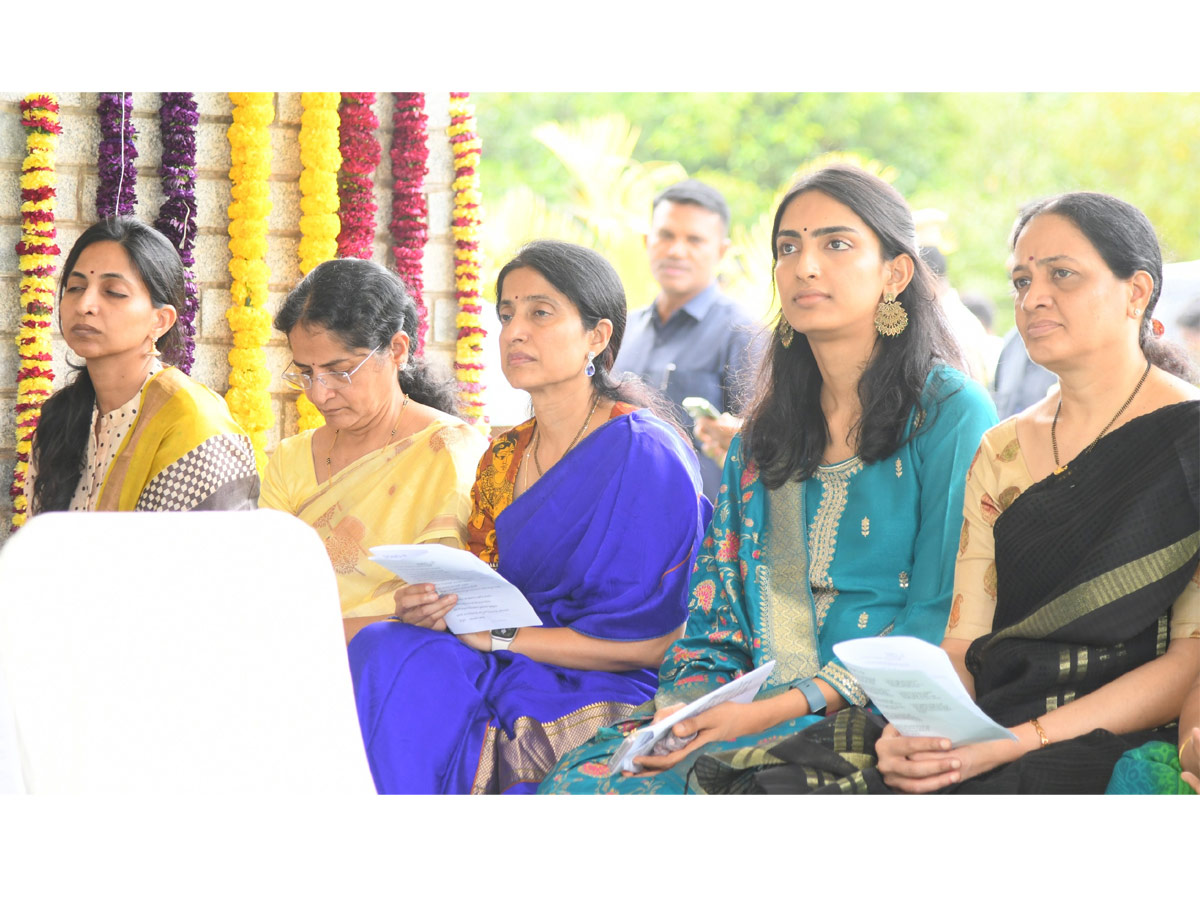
10,94,61,530
225,92,275,472
294,92,342,432
449,92,487,428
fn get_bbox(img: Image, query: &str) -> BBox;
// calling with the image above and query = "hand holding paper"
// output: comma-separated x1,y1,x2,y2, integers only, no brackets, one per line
370,544,542,634
609,660,777,774
833,636,1016,747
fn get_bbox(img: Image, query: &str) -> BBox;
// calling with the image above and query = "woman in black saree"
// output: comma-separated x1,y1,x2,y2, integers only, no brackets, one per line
690,191,1200,794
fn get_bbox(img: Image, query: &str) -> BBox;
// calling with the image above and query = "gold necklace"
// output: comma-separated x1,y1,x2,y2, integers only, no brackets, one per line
521,424,536,494
325,394,409,483
521,392,603,491
533,391,602,476
1051,360,1150,475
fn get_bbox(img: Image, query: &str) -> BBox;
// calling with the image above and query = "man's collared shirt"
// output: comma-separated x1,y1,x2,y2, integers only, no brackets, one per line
614,283,763,500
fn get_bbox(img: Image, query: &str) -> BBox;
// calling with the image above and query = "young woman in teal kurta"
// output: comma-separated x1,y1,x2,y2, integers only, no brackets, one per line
541,367,994,793
539,166,998,794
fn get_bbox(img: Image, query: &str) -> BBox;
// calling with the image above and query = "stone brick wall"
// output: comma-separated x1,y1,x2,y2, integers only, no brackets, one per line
0,92,462,543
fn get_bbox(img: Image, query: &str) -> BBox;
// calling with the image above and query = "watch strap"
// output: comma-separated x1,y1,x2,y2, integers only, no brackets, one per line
794,676,827,716
490,628,518,652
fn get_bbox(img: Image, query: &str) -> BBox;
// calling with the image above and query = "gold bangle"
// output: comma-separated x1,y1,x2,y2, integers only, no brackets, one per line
1180,733,1195,767
1029,717,1051,747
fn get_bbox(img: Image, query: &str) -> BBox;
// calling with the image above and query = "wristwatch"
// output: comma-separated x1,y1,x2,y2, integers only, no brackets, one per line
794,677,827,716
490,627,519,652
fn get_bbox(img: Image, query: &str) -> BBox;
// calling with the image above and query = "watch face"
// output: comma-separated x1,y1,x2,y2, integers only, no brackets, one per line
491,627,519,639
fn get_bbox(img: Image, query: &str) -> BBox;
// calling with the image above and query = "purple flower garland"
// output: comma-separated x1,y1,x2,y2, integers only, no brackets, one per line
96,92,138,217
153,93,200,372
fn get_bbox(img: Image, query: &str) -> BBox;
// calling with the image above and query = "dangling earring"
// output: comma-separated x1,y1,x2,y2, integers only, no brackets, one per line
779,319,794,348
585,351,596,378
874,292,908,337
148,332,162,358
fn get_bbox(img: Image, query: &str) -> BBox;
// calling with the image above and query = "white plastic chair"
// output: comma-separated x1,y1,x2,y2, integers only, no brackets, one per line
0,661,24,794
0,509,375,793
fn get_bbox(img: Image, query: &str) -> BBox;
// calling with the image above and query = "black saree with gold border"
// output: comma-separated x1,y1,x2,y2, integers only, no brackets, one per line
969,400,1198,725
690,401,1199,794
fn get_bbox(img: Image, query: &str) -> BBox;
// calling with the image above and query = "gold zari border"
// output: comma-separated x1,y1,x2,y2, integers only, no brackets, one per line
471,700,636,794
760,479,820,686
984,532,1199,649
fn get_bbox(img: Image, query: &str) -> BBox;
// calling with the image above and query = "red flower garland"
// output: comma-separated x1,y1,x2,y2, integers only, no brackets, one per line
390,92,430,351
336,92,380,261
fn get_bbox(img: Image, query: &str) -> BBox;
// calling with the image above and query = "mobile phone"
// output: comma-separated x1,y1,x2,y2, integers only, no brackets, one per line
682,396,721,421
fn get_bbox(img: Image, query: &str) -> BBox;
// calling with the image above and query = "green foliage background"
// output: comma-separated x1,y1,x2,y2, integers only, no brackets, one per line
475,92,1200,333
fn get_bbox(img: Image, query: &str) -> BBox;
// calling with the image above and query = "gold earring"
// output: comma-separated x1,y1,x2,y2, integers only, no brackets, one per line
779,319,794,348
874,292,908,337
149,333,162,357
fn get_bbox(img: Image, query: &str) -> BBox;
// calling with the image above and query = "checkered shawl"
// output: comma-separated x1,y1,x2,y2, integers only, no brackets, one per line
95,367,259,512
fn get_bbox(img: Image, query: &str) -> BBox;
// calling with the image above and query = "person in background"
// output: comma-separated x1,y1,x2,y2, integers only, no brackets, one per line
919,245,991,386
260,259,487,639
1174,296,1200,372
26,217,258,517
613,179,764,500
992,325,1058,419
961,291,1005,384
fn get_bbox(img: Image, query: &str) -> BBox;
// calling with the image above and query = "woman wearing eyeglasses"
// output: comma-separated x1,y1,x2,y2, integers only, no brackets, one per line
259,259,487,637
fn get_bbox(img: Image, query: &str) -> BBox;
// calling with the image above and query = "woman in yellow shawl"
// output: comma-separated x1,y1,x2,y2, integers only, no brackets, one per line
260,259,486,640
26,218,258,518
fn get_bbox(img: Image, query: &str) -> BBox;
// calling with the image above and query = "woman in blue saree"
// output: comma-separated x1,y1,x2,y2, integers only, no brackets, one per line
347,241,710,794
540,165,998,793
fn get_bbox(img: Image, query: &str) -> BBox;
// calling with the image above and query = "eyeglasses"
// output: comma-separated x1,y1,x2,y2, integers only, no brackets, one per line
282,345,386,391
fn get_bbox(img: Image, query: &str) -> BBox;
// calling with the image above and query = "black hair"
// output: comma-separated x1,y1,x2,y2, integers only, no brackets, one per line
494,240,683,428
30,217,186,514
274,258,460,415
652,179,731,234
742,165,965,489
1010,191,1197,381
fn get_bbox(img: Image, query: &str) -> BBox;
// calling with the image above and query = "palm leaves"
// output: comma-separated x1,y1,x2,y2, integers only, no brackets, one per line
482,114,685,309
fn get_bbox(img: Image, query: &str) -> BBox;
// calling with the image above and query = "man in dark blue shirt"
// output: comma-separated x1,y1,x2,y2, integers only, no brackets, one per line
613,179,764,500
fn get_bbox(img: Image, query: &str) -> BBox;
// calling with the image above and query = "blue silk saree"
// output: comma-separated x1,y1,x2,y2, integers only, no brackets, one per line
348,408,710,793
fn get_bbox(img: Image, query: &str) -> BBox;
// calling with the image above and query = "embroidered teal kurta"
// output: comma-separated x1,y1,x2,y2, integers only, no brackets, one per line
656,365,999,708
539,366,998,794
